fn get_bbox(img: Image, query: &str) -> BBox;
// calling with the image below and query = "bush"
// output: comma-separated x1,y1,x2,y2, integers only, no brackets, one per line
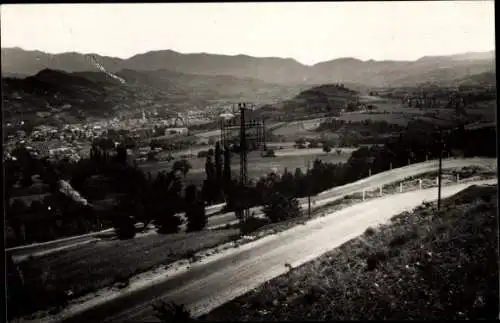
241,216,270,235
263,192,302,223
366,250,387,271
197,150,209,158
308,141,321,149
364,227,375,236
173,159,192,178
152,300,195,322
263,149,276,157
112,215,136,240
322,142,332,153
186,202,207,232
388,230,419,248
156,215,183,234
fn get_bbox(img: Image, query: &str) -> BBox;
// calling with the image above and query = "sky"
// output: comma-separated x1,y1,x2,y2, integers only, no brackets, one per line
0,1,495,65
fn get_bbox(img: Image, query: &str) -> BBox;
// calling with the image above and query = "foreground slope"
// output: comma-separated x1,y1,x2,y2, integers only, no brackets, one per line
203,183,498,320
24,179,495,323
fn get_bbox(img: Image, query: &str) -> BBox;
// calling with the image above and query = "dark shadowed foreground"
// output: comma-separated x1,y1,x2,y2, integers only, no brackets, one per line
201,184,498,321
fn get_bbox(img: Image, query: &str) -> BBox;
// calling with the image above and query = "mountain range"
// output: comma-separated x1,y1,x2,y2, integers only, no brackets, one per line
2,47,495,87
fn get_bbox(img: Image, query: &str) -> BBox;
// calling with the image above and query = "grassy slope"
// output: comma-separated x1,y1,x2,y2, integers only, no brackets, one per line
11,166,496,319
201,184,498,320
11,229,238,318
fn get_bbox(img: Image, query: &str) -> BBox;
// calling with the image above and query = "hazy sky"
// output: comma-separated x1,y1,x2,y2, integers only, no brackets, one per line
1,2,495,65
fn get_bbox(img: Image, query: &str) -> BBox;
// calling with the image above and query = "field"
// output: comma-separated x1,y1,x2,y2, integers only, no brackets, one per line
138,149,351,186
201,184,498,320
270,97,496,139
9,229,239,318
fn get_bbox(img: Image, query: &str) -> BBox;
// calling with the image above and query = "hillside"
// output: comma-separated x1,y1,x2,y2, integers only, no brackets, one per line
257,84,359,121
1,48,495,87
2,68,306,122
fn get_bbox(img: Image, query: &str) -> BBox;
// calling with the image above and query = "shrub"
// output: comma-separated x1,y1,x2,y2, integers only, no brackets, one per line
185,185,207,232
156,215,183,234
263,192,302,223
308,141,321,149
112,215,136,240
152,300,195,322
364,227,375,236
241,216,270,234
172,159,192,178
263,149,276,157
197,150,209,158
322,142,332,153
388,230,419,248
186,202,207,232
366,250,387,271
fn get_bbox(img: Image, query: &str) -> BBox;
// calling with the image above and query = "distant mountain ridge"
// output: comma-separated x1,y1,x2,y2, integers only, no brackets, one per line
1,47,495,87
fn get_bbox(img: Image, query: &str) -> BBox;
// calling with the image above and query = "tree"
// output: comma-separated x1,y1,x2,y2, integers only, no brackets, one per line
223,146,232,193
185,185,207,232
263,192,302,223
203,155,216,204
322,142,332,153
111,195,138,239
295,138,306,147
115,145,128,165
154,171,183,234
7,199,28,244
214,141,223,197
172,159,192,178
263,149,276,157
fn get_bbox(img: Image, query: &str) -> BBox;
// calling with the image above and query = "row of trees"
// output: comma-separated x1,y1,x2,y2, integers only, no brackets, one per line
201,142,232,205
6,121,495,245
4,140,205,245
218,124,496,216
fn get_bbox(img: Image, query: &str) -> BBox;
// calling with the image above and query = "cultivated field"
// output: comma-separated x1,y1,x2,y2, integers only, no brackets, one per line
138,149,351,186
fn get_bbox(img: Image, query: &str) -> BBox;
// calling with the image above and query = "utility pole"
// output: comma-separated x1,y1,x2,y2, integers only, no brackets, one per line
239,103,249,233
307,159,312,217
437,128,443,210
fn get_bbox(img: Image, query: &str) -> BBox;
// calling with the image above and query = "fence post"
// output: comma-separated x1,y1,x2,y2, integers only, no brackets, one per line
419,179,422,190
457,173,460,183
400,182,403,193
362,190,365,201
379,186,383,196
390,162,392,170
436,176,439,186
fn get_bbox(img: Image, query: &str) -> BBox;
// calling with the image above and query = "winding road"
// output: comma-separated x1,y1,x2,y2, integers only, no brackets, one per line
36,178,497,323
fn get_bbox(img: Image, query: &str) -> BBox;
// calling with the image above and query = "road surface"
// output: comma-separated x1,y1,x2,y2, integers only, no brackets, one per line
36,178,495,323
8,157,495,260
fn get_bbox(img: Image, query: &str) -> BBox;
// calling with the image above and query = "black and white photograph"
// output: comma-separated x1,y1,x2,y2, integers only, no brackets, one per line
2,1,498,322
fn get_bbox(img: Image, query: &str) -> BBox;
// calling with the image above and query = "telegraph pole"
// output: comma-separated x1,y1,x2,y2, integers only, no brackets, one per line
437,128,443,210
307,159,312,217
239,103,249,232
